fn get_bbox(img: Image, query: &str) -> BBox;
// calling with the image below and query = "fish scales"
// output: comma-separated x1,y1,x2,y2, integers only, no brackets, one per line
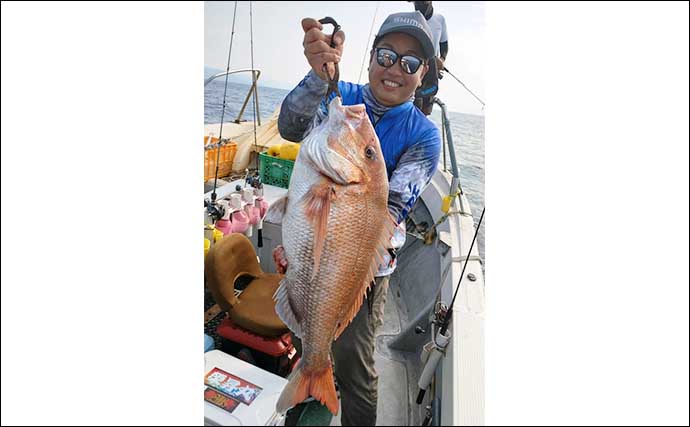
267,98,394,415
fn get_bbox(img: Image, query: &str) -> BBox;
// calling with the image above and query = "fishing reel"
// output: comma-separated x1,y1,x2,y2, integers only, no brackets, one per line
416,302,451,405
414,302,448,335
415,302,449,357
244,169,263,190
205,198,226,223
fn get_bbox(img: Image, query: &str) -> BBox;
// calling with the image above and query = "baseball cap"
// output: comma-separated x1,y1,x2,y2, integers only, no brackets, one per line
374,11,435,59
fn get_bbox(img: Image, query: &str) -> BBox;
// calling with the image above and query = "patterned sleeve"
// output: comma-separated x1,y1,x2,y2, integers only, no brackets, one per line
387,127,441,223
277,71,330,142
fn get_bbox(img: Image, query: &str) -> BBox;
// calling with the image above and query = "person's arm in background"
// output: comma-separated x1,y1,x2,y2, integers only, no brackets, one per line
436,15,449,76
440,14,449,60
439,41,448,61
278,18,344,142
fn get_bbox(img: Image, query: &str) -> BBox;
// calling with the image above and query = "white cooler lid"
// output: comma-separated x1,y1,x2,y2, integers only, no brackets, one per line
204,350,288,426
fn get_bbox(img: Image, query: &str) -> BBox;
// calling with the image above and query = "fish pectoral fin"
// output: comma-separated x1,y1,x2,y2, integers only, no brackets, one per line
303,181,335,280
273,278,302,338
265,195,288,224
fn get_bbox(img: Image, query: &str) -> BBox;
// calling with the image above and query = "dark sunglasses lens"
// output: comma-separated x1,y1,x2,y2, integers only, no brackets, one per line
377,48,397,68
400,56,422,74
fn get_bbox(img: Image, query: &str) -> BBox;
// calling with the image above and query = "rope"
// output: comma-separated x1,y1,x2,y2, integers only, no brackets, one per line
211,1,239,203
357,1,380,84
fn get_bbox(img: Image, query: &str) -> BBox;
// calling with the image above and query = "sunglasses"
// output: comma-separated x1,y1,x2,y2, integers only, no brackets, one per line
374,47,425,75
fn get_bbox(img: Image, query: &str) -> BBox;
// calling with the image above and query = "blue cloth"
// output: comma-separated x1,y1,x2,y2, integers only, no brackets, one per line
204,334,214,353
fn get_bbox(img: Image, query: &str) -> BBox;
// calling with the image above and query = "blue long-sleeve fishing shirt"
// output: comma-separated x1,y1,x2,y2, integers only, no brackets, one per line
278,71,441,226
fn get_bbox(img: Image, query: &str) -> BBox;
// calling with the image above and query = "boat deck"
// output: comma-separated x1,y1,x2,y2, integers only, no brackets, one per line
370,278,427,426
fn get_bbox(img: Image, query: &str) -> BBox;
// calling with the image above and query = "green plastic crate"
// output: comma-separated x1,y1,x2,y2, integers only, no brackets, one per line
259,151,295,189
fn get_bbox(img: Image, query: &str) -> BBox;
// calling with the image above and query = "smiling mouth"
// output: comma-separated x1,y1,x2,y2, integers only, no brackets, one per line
382,79,402,88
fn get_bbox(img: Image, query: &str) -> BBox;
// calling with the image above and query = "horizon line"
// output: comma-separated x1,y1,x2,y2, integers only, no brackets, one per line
204,65,484,117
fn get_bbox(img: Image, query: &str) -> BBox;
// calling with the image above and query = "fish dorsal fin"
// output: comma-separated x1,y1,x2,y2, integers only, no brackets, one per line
303,181,335,281
334,213,398,340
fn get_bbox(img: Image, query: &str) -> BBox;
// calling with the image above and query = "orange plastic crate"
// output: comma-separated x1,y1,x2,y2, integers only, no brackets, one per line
204,136,237,181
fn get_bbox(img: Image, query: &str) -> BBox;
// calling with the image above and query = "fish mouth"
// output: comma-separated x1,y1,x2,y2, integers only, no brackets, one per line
316,99,368,184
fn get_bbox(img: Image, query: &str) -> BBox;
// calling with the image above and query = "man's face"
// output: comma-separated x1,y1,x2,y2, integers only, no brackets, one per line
368,32,429,107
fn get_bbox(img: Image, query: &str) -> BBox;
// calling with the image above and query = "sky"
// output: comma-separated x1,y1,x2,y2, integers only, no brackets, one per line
205,1,485,115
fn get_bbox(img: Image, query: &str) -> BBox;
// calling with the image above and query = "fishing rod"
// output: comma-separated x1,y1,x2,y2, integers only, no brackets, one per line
440,206,484,334
416,206,485,405
443,66,485,108
210,1,239,205
357,1,380,84
249,0,260,171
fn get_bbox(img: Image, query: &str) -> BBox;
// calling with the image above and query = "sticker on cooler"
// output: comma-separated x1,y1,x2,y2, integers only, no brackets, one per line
204,367,263,405
204,387,240,413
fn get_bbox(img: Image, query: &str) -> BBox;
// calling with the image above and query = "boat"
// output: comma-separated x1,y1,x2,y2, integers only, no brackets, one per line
203,2,485,423
202,64,485,426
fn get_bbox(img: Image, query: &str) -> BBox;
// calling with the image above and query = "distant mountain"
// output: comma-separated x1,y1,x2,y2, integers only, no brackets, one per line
204,65,292,91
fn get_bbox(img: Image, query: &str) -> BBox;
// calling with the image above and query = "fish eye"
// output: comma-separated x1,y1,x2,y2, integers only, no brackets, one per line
365,146,375,159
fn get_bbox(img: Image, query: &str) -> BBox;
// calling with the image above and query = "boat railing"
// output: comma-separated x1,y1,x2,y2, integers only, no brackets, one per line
434,97,466,212
204,68,263,126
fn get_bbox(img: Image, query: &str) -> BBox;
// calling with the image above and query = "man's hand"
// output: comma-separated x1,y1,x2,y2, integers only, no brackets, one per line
272,245,288,274
435,56,445,79
301,18,345,81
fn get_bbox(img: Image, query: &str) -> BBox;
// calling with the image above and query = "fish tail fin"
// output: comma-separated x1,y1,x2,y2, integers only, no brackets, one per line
310,364,339,415
276,362,339,416
276,362,310,415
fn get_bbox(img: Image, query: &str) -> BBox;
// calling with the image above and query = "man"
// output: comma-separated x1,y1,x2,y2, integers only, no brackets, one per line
412,0,449,115
276,11,441,426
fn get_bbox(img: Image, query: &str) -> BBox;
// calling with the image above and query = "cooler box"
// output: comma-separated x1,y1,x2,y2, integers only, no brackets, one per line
204,349,288,426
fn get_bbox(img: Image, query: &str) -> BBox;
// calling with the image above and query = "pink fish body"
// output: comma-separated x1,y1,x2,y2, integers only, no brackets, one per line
267,98,394,415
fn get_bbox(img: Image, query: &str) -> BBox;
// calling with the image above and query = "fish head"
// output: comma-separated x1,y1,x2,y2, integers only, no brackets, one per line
301,97,387,188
